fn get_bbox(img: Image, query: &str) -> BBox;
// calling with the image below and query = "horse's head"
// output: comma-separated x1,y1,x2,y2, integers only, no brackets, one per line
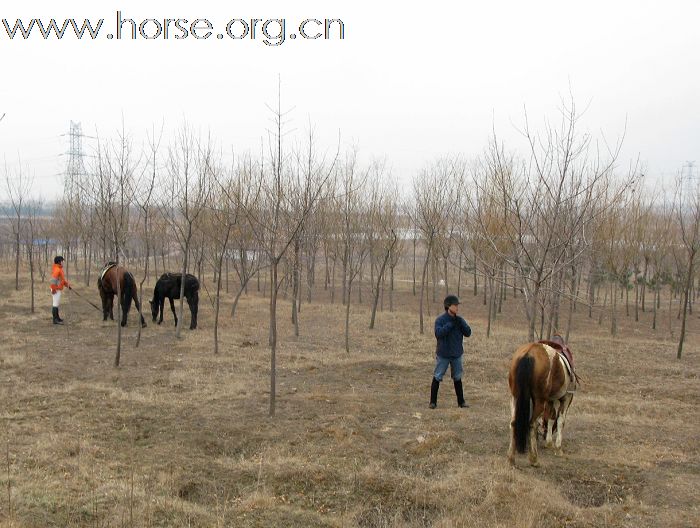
149,299,158,321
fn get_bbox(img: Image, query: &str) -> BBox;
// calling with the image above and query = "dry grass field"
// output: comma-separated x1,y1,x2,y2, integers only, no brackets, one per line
1,271,699,527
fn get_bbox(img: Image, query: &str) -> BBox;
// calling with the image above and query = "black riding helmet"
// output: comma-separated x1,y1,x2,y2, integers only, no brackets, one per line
54,255,65,264
444,294,460,310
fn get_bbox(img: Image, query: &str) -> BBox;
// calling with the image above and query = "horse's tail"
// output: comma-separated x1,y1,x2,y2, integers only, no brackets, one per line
122,271,135,316
514,353,534,454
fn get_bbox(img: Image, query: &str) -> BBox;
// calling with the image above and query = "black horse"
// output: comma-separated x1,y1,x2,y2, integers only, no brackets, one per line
97,263,147,327
149,273,200,329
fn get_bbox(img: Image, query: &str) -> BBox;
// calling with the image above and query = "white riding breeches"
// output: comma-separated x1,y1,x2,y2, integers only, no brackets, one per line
52,290,61,308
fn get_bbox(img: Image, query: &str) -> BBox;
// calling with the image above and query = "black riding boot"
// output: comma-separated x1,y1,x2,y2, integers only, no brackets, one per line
454,379,469,408
52,307,63,325
429,378,440,409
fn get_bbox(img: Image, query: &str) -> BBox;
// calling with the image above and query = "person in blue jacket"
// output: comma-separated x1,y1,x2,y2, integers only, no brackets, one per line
430,294,472,409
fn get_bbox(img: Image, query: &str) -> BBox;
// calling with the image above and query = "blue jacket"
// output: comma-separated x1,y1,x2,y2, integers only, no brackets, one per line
434,312,472,358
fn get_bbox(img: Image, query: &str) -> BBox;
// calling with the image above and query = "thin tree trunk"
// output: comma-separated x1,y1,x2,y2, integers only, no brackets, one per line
214,227,232,354
641,259,648,312
29,246,35,313
358,267,362,304
176,236,190,339
443,257,449,297
370,242,394,329
389,264,395,312
419,240,432,334
486,276,494,338
677,251,696,359
598,284,607,325
668,284,673,335
345,280,353,353
588,267,595,318
291,239,299,331
86,241,92,287
539,299,545,341
380,272,385,312
611,281,617,337
136,212,151,349
269,258,278,416
528,279,542,342
15,229,20,291
231,272,255,319
412,236,417,296
214,258,223,355
457,252,462,298
114,261,123,367
497,263,504,314
331,258,336,304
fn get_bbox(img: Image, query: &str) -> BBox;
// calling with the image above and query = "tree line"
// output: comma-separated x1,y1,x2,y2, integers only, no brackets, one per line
2,99,699,413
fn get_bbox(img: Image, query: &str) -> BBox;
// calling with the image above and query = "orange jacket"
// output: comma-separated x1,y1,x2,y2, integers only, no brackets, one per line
50,263,69,293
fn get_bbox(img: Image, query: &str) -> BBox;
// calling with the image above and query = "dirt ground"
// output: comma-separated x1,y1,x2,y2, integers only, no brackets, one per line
1,272,699,527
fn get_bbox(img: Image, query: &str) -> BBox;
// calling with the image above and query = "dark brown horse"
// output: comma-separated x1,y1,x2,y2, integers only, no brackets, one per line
97,263,146,328
507,342,575,466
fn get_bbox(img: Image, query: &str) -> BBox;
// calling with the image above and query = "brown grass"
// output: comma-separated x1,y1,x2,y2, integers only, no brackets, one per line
0,271,698,527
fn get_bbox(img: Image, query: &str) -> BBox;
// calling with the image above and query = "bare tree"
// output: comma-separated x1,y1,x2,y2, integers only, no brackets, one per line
25,199,44,313
412,157,460,334
88,125,139,366
219,154,264,320
288,125,330,336
163,124,212,339
4,160,33,291
475,100,629,340
336,149,370,351
647,192,673,330
368,173,400,329
239,82,338,416
134,124,161,347
469,157,513,337
675,167,700,359
205,156,253,354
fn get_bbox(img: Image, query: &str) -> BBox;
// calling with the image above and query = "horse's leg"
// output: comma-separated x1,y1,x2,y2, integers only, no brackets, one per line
529,400,544,467
188,296,198,330
169,298,177,326
121,292,129,327
546,399,561,448
100,290,109,321
507,397,517,466
158,298,164,324
555,393,573,451
108,295,114,320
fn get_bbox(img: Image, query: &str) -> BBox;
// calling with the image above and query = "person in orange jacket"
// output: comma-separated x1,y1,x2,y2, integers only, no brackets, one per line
49,255,71,324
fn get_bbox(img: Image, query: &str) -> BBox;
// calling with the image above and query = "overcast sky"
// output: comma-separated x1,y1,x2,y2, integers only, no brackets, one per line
1,0,699,199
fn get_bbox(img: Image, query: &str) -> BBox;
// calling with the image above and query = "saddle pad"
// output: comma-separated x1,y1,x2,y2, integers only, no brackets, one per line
557,352,575,386
99,263,117,282
541,343,576,389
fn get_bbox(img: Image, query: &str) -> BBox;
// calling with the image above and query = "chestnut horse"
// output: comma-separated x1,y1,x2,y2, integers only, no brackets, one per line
97,263,146,328
507,342,575,466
